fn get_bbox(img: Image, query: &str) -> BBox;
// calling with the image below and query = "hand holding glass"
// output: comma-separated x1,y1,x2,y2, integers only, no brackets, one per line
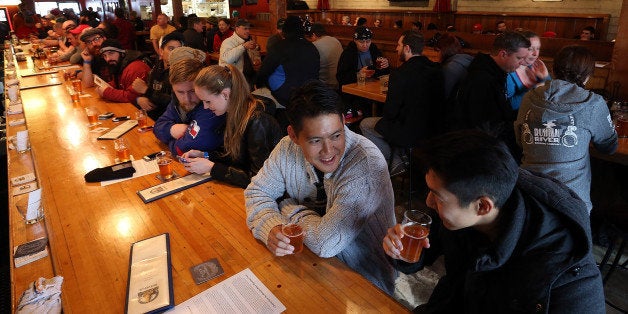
398,210,431,263
282,224,304,254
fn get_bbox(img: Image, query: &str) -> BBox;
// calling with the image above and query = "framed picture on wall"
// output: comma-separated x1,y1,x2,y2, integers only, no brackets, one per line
246,0,257,4
230,0,243,6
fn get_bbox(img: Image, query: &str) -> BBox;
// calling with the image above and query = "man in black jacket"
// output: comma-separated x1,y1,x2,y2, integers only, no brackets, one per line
451,31,529,160
336,26,390,118
383,130,605,313
360,30,444,176
256,16,319,108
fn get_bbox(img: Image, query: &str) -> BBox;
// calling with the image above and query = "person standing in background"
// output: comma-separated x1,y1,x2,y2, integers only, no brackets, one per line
150,14,176,53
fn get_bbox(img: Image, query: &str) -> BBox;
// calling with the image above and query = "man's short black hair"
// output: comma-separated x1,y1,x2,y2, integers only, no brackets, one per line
402,30,424,55
492,31,530,54
310,23,327,37
418,130,518,209
287,80,344,134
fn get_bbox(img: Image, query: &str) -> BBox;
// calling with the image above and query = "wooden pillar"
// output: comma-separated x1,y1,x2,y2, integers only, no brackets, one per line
610,0,628,100
269,0,286,34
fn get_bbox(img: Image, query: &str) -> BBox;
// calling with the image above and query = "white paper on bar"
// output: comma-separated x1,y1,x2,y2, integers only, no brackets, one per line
26,189,42,221
166,268,286,314
16,130,29,152
8,85,19,101
101,159,160,186
94,74,113,89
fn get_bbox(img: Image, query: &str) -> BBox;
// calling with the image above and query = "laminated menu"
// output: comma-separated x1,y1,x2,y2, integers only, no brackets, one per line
125,233,173,314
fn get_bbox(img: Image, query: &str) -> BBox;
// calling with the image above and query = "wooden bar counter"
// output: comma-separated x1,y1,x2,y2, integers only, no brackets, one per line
6,57,409,312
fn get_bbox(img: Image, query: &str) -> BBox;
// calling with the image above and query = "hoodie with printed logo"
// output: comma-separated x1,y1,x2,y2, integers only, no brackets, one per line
514,79,617,211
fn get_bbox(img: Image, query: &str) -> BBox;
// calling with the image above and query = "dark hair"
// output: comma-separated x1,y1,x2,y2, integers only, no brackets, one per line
427,23,438,30
188,17,202,28
310,23,327,37
583,26,596,33
517,29,538,39
436,33,462,61
412,21,423,30
283,16,305,39
287,80,344,134
394,20,402,28
492,31,530,54
419,130,518,209
356,17,367,26
402,30,424,55
114,8,125,19
553,45,594,88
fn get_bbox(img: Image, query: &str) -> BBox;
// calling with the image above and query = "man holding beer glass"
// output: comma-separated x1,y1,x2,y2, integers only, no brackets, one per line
383,130,605,313
245,81,397,295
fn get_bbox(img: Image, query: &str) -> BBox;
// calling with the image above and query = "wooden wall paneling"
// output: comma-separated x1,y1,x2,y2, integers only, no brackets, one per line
610,0,628,101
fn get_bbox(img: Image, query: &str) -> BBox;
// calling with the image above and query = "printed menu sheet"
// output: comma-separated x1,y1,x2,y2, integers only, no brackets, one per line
167,268,286,314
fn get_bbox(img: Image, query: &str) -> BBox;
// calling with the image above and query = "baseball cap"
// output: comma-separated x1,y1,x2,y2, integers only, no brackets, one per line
236,19,251,27
354,26,373,40
69,24,91,36
80,28,106,42
99,39,126,54
160,32,185,49
169,47,206,65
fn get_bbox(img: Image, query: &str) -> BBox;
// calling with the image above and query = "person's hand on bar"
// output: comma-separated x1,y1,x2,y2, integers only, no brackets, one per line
136,97,156,111
266,225,295,256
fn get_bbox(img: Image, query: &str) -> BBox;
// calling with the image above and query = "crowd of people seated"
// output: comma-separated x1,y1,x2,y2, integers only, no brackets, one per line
19,8,620,312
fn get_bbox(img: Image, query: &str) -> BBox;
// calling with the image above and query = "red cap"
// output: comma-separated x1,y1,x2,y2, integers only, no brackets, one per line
472,23,483,31
542,31,557,38
69,24,91,36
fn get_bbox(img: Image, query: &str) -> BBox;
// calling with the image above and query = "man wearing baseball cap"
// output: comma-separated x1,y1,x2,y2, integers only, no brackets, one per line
219,19,260,87
336,26,389,116
132,32,185,120
93,39,151,103
79,27,108,88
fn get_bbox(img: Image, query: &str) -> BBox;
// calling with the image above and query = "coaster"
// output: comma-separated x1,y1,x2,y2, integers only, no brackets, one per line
190,258,224,285
156,171,179,182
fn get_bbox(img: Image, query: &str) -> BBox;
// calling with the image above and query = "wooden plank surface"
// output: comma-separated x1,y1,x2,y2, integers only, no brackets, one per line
342,80,387,103
7,53,409,313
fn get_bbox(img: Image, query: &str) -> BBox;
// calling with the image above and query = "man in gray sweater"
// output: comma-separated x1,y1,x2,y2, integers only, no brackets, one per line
245,81,397,294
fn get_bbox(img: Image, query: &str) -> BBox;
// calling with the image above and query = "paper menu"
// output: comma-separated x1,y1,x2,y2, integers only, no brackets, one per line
167,268,286,314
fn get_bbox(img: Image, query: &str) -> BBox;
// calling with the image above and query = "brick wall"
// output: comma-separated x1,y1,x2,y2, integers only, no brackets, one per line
318,0,622,40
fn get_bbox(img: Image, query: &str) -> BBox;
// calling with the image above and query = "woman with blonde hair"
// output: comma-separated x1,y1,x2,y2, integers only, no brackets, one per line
181,64,284,188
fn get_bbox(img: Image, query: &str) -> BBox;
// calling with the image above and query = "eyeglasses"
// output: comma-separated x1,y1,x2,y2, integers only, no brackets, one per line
85,36,103,46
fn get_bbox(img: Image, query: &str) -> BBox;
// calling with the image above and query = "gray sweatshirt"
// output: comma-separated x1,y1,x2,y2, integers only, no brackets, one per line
514,79,618,212
245,127,397,294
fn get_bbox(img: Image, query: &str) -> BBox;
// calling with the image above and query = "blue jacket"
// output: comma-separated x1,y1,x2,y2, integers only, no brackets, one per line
153,96,225,156
397,169,605,313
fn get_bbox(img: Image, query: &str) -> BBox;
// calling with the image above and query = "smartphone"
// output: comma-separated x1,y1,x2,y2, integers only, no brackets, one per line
112,116,130,122
98,112,114,120
143,151,162,161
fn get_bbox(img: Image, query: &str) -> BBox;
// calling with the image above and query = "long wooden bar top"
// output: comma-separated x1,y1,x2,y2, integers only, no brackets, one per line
6,54,409,312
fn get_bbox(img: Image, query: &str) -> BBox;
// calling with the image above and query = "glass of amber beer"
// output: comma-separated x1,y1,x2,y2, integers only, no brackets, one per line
114,138,131,162
399,210,431,263
85,107,100,126
156,151,174,180
136,109,148,131
282,223,304,254
72,79,83,94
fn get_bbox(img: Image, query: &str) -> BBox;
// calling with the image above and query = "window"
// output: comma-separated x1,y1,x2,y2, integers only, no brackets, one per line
34,1,81,16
